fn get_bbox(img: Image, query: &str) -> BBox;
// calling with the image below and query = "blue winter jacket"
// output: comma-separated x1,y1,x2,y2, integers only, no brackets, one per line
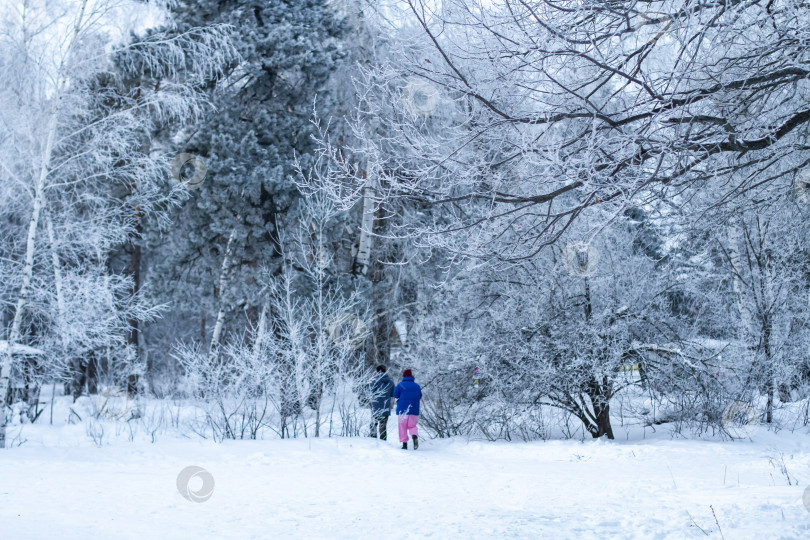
369,373,395,418
394,376,422,416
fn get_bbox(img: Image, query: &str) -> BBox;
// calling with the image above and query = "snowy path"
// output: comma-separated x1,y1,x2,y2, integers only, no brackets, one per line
2,432,809,539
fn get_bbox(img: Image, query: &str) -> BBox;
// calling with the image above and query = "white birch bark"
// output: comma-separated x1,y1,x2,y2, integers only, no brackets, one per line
46,215,68,424
208,227,238,362
394,319,408,347
46,216,67,350
251,307,268,364
354,184,376,275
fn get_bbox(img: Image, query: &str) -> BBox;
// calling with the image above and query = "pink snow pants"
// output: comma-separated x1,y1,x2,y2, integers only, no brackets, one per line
398,414,419,442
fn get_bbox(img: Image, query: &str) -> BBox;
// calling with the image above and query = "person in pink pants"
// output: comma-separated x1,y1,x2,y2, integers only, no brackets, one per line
398,414,419,447
393,369,422,449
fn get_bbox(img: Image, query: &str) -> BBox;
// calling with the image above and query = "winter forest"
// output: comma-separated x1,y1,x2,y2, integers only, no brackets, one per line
2,0,810,537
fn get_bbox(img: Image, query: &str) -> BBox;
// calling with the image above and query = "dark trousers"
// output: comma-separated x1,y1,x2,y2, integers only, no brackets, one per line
370,415,389,440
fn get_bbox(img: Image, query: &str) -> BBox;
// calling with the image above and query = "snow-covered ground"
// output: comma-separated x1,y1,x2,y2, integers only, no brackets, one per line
2,421,810,539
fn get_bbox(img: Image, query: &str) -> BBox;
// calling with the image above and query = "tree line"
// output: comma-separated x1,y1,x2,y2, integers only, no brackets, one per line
1,0,809,445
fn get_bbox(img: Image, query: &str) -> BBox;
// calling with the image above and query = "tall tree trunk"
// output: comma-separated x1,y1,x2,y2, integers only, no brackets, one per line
366,199,390,370
583,278,592,322
367,266,390,369
42,216,67,417
46,216,67,355
354,183,375,276
726,222,755,339
760,234,775,424
209,227,237,361
763,312,774,423
126,211,143,396
127,210,142,351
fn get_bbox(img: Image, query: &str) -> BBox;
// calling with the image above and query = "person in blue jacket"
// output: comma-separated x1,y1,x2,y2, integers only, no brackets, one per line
394,369,422,450
368,365,395,440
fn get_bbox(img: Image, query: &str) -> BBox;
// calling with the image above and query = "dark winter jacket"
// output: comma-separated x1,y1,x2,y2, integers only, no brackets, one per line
369,373,395,418
394,376,422,416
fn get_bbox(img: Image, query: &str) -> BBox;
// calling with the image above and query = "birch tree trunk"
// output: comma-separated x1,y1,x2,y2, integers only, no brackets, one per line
354,184,375,275
208,227,238,361
46,216,67,347
45,215,68,422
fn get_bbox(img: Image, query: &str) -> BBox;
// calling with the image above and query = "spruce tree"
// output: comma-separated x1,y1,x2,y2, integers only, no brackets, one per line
150,0,350,352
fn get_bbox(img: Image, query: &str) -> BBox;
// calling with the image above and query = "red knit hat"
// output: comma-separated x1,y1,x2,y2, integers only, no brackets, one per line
403,369,413,378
